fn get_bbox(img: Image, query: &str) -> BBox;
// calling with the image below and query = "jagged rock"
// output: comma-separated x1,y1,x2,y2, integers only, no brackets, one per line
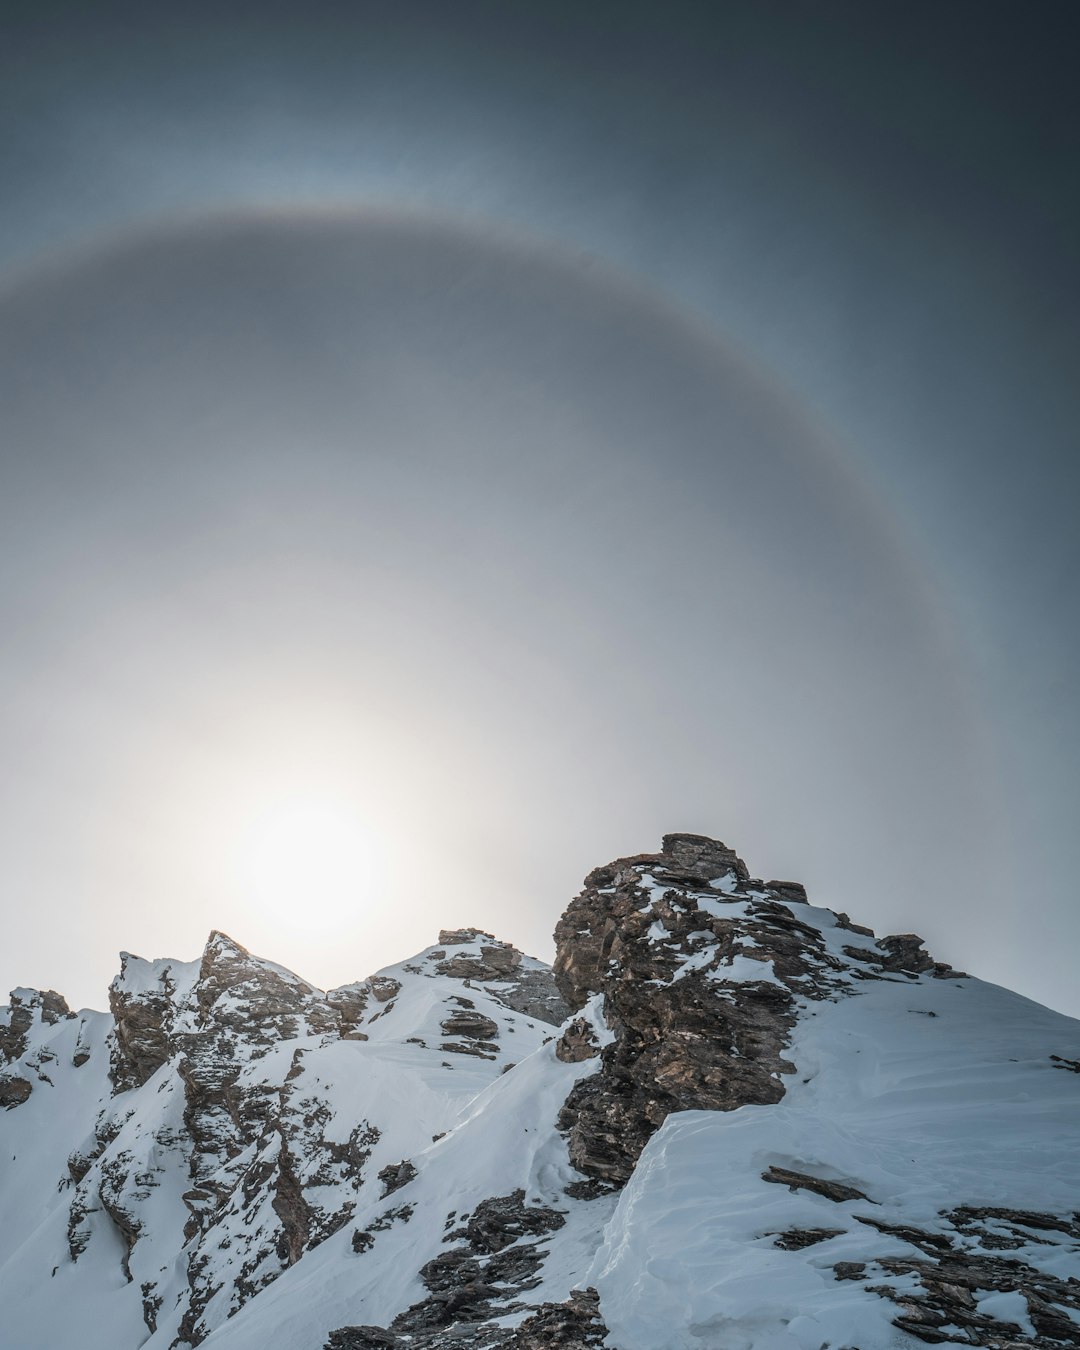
1,999,35,1061
878,933,937,975
193,931,339,1039
431,936,569,1026
763,1166,871,1204
554,1019,600,1064
766,880,809,904
0,1075,32,1108
771,1227,845,1249
439,1011,499,1041
272,1137,314,1266
67,1149,94,1183
328,1287,609,1349
327,1329,397,1349
453,1191,566,1254
356,1193,570,1340
327,985,370,1035
553,832,749,1009
436,952,514,982
378,1160,417,1197
1,987,71,1063
109,955,182,1090
827,1204,1080,1347
502,1288,609,1348
553,833,819,1184
98,1153,143,1281
440,1041,498,1060
439,928,490,947
368,977,402,1004
834,911,875,936
38,989,72,1022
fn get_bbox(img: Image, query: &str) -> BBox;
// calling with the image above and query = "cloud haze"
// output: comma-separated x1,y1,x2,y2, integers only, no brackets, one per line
0,4,1076,1014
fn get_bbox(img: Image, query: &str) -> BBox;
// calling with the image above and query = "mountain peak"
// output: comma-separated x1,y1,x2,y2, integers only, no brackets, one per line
2,831,1077,1350
203,928,251,958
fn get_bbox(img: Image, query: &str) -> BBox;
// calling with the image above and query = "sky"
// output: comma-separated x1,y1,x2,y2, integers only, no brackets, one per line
0,1,1077,1016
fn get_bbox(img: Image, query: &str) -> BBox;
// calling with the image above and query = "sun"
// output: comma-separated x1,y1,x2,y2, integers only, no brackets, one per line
238,797,382,936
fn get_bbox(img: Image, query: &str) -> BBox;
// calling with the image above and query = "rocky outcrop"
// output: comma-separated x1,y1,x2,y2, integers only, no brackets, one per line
554,1018,600,1064
549,831,966,1188
0,988,74,1111
433,929,569,1025
0,1074,32,1108
832,1206,1080,1346
328,1192,572,1347
41,924,558,1347
109,956,187,1090
377,1160,417,1198
439,1007,499,1041
552,833,819,1185
842,931,961,979
325,1287,608,1349
1,987,72,1063
172,933,384,1343
763,1165,872,1205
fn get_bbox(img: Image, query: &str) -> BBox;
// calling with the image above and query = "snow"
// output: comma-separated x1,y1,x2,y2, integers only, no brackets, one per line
3,885,1078,1350
113,952,201,999
588,972,1080,1350
198,1036,611,1350
709,953,785,985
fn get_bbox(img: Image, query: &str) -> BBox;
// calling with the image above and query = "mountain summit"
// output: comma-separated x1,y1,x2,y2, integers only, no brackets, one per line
1,833,1078,1349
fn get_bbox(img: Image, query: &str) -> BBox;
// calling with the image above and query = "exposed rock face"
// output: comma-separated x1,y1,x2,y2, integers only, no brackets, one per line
328,1191,572,1346
763,1165,871,1205
0,1075,32,1108
439,1009,499,1041
109,955,188,1090
832,1207,1080,1346
0,988,75,1112
433,929,570,1025
377,1160,418,1198
0,987,72,1063
326,1288,608,1349
551,832,968,1187
554,1018,600,1064
35,927,557,1348
553,833,817,1184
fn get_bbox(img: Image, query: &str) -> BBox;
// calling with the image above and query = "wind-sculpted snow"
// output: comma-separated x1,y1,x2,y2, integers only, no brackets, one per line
2,834,1079,1350
588,966,1080,1348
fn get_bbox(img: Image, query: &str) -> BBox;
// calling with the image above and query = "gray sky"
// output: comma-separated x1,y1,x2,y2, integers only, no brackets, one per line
1,2,1077,1015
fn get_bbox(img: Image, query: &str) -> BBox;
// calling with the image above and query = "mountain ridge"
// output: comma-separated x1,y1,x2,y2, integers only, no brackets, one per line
1,832,1077,1350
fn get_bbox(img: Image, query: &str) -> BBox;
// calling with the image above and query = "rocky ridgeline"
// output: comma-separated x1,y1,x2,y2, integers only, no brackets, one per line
321,834,984,1350
2,833,1077,1350
552,832,958,1188
0,984,76,1107
27,926,564,1346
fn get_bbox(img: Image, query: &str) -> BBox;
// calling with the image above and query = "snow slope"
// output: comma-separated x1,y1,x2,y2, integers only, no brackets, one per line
2,834,1078,1350
591,956,1080,1349
0,928,567,1349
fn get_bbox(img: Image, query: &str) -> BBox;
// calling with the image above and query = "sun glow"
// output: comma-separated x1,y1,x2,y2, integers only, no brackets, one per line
237,796,383,937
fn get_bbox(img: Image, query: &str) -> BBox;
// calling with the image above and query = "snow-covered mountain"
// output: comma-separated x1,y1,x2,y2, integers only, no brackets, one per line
2,833,1078,1350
